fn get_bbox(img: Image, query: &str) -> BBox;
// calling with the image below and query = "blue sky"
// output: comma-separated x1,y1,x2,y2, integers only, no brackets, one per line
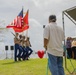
0,0,76,52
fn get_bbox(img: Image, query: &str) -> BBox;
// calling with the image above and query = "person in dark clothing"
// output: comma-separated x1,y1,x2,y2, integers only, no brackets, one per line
71,38,76,59
66,37,72,58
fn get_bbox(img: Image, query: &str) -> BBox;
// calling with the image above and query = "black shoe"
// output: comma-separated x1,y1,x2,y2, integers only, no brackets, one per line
26,57,29,60
18,58,21,61
14,60,17,62
14,59,17,62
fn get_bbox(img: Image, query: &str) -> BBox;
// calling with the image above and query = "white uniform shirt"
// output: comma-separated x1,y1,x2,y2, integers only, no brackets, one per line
43,22,65,56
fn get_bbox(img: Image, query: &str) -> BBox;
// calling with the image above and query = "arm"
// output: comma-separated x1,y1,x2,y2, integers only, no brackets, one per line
29,41,32,47
44,38,49,50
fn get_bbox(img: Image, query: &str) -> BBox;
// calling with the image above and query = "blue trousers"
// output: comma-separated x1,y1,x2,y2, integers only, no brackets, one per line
14,44,23,61
22,47,28,60
14,44,18,61
48,53,65,75
18,45,23,57
26,46,33,57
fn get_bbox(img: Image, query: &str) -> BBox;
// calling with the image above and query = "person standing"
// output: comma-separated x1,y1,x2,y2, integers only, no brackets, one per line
71,38,76,59
14,33,23,61
66,37,72,58
25,37,33,60
14,33,19,61
21,36,28,60
43,15,65,75
18,34,24,61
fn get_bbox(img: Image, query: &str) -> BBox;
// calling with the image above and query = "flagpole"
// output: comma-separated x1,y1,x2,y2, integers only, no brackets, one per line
22,6,24,36
26,29,28,38
22,9,29,38
26,9,29,38
24,9,29,38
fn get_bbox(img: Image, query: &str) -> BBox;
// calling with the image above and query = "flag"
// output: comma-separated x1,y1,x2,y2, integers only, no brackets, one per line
23,10,29,25
13,10,29,32
6,18,17,28
6,9,29,33
6,8,23,28
23,9,29,30
18,8,23,17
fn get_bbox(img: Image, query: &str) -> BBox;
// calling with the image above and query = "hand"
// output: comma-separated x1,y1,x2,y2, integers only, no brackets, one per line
63,52,65,56
44,46,47,50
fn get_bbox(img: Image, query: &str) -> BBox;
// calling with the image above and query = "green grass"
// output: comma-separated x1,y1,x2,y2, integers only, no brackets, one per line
64,58,76,75
0,58,76,75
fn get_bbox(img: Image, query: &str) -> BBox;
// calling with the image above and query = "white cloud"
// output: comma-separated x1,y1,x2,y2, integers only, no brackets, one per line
29,18,41,27
32,0,62,7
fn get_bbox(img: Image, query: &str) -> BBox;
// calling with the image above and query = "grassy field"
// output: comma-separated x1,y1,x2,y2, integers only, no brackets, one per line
0,58,76,75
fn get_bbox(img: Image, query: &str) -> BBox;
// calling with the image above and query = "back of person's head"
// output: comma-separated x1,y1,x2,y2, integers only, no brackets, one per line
19,35,22,39
67,37,70,40
27,37,29,40
23,36,25,39
49,15,56,22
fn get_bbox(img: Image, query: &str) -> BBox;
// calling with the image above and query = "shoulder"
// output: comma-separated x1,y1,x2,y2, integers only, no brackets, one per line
56,25,64,32
56,24,63,29
43,25,50,34
44,24,50,30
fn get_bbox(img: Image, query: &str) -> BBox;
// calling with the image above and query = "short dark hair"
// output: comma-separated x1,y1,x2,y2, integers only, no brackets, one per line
16,32,19,35
49,15,56,22
23,36,25,39
19,35,22,38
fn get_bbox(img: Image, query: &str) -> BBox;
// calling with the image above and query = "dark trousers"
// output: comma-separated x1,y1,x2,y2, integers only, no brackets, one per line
18,45,23,59
26,46,33,57
67,48,72,58
71,47,76,59
21,47,28,60
14,44,19,61
14,44,23,61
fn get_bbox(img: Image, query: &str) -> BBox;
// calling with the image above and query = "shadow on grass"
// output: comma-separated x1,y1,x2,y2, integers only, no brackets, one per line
1,59,30,65
2,61,23,65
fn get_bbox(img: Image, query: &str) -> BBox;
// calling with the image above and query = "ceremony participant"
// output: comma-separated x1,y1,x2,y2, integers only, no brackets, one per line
25,37,33,60
14,33,19,61
18,34,24,61
21,35,28,60
43,15,65,75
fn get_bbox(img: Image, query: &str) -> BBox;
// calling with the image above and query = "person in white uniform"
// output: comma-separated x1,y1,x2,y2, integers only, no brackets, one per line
43,15,65,75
